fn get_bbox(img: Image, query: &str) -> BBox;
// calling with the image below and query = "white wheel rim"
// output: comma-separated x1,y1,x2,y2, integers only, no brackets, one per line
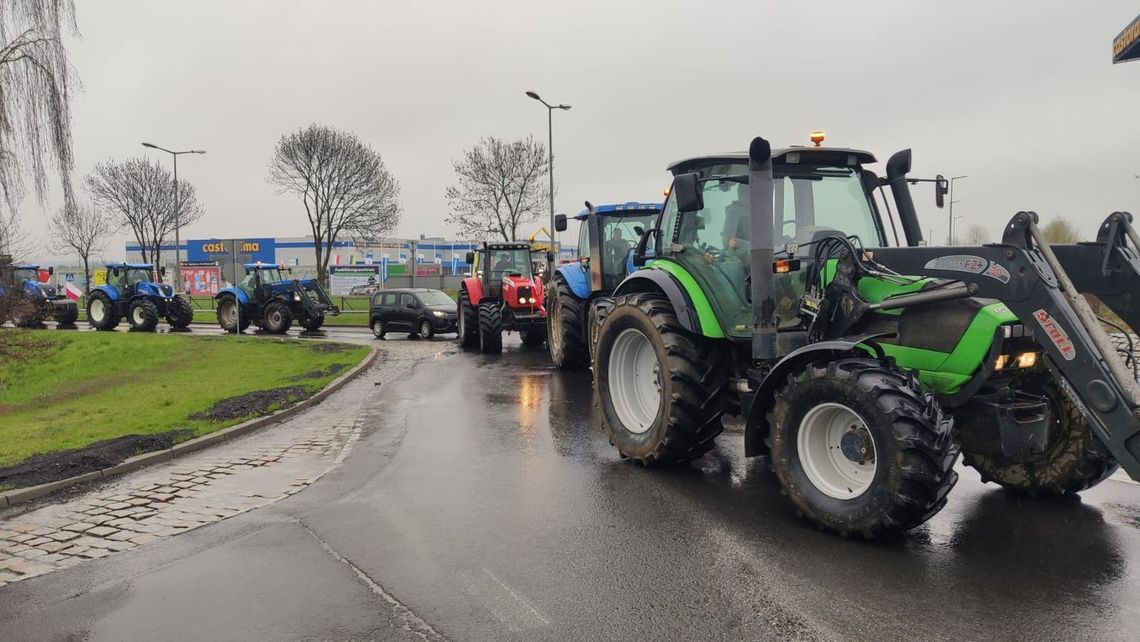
607,328,662,434
797,403,877,500
90,299,104,322
132,306,144,324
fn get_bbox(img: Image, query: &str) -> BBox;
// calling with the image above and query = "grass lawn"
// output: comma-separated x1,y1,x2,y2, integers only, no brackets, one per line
0,331,370,469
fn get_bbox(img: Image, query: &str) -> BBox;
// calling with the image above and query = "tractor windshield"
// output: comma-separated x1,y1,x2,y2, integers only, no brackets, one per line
598,213,657,289
126,268,154,285
255,268,285,283
12,268,38,283
660,165,882,338
488,249,532,280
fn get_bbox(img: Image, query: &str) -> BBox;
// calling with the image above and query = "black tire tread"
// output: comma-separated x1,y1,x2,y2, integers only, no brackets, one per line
168,295,194,329
478,301,502,353
87,291,119,331
548,275,587,367
129,299,159,332
458,289,478,349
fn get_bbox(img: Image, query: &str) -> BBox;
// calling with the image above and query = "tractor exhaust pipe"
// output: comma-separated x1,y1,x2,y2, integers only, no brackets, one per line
885,149,924,247
749,136,777,362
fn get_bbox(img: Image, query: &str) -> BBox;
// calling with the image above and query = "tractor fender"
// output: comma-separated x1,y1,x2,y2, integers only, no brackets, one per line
612,269,701,335
461,276,485,305
555,263,590,299
216,286,249,305
90,284,120,301
744,333,893,457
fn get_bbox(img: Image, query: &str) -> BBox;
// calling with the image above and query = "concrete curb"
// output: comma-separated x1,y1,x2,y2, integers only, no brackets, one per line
1,346,380,509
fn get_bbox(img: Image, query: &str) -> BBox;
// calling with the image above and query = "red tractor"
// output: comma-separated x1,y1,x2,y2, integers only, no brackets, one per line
458,241,547,352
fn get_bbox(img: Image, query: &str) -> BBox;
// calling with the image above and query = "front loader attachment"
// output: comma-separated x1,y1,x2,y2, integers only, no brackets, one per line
1052,211,1140,335
874,211,1140,482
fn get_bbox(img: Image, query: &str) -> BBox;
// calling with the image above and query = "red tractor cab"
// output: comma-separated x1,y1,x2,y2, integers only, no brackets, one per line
458,241,547,353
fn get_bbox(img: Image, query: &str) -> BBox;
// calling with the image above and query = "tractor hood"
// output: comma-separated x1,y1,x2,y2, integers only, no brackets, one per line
22,280,51,299
135,282,174,298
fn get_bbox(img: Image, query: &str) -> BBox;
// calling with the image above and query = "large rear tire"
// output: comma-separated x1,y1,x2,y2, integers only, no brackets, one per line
769,357,959,537
594,293,728,466
547,275,587,368
128,299,160,332
87,291,119,331
458,289,478,349
216,295,250,333
55,303,79,326
263,300,293,334
478,301,502,353
961,381,1118,497
167,295,194,329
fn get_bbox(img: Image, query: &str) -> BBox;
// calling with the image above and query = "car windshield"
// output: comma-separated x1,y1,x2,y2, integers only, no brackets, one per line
488,249,532,278
418,290,454,306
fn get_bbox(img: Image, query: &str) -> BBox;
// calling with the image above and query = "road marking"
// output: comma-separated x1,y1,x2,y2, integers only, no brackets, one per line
481,568,551,629
296,518,447,641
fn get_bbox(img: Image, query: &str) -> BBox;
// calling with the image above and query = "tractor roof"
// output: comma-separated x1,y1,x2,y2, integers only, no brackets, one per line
243,262,283,269
485,242,532,251
12,263,39,270
105,262,154,269
667,146,877,175
574,202,663,220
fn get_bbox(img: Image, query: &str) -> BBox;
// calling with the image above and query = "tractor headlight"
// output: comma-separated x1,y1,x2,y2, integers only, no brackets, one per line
994,351,1039,371
293,292,301,302
432,310,445,317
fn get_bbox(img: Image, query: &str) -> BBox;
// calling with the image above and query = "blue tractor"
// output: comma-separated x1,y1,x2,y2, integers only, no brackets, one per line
215,263,339,334
87,263,194,331
547,201,663,368
0,257,78,327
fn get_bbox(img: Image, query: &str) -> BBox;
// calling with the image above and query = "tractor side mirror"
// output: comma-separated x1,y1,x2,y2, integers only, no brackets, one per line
673,173,703,213
554,214,567,232
160,267,167,277
935,174,948,209
634,225,645,238
47,266,55,276
465,252,475,265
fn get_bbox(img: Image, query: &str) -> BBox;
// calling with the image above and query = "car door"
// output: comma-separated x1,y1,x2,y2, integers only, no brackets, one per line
398,293,418,329
379,292,400,328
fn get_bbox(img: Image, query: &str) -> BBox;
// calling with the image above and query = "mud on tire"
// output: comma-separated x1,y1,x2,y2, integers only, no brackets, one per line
263,300,293,334
961,381,1118,497
547,274,587,368
478,301,503,353
594,293,728,466
216,294,250,333
769,357,959,537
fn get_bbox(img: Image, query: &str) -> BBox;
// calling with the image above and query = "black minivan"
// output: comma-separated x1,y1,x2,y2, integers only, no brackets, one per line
369,288,458,339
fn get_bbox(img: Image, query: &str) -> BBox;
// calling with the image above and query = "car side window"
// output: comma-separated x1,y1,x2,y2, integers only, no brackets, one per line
400,293,415,308
372,293,383,307
381,293,396,306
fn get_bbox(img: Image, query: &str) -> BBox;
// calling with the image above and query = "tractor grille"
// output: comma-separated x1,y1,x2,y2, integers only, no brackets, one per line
517,286,533,301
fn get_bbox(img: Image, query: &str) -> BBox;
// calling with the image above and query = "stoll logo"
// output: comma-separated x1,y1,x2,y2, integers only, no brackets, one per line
1033,309,1076,361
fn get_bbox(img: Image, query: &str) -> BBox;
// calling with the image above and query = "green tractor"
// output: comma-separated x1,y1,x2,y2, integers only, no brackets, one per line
592,135,1140,537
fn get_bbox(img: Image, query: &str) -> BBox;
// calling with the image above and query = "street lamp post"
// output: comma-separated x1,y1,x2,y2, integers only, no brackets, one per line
947,175,967,245
525,91,570,274
142,142,206,292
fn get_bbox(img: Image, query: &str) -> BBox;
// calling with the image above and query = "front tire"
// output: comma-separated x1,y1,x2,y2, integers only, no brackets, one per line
594,293,728,466
128,299,160,332
263,300,293,334
961,382,1118,497
418,319,435,340
55,304,79,326
458,289,478,349
216,295,250,333
478,301,502,353
769,357,959,537
167,295,194,329
300,314,325,331
87,291,119,331
371,318,386,339
547,275,587,368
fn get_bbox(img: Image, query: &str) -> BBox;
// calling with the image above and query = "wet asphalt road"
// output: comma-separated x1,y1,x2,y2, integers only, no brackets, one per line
2,337,1139,641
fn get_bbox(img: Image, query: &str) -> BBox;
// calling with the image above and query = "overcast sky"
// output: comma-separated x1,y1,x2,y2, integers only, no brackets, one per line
19,1,1140,261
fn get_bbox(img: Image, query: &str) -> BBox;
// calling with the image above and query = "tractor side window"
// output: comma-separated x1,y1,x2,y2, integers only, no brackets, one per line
577,220,589,263
601,214,656,288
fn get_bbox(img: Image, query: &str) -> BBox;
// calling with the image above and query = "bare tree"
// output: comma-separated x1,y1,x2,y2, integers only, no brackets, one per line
1041,217,1080,244
0,0,78,210
268,124,401,285
84,158,203,274
963,224,990,245
445,136,548,242
48,202,107,293
0,208,28,256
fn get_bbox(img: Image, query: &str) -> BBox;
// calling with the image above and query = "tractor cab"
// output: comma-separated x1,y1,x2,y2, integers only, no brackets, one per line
105,263,166,297
470,242,535,300
654,146,889,339
238,263,288,298
556,202,663,293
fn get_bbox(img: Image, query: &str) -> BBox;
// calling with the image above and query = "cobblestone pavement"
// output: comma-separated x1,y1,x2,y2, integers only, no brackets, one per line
0,337,454,588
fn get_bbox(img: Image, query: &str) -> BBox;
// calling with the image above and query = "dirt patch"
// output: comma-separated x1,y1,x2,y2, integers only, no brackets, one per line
309,342,354,354
0,429,193,490
289,362,348,381
188,385,310,422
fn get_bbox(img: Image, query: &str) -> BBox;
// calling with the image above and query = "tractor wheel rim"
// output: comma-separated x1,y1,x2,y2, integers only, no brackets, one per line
133,306,144,324
797,402,877,500
549,297,563,355
607,328,661,434
90,299,104,321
